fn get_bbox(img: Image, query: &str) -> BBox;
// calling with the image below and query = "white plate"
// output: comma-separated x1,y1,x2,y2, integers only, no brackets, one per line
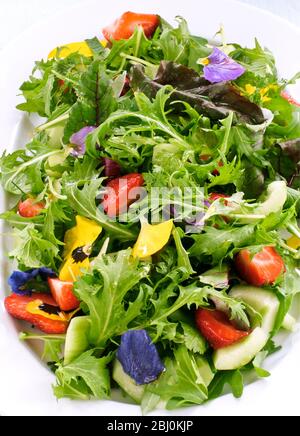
1,0,300,417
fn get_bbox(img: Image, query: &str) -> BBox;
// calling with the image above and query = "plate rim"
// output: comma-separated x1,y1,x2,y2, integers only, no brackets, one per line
1,0,300,416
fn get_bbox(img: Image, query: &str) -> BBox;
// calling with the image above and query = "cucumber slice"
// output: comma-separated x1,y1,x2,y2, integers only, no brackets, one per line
113,360,145,404
255,181,287,217
196,356,214,387
229,285,280,334
64,316,91,365
213,327,268,370
282,313,297,332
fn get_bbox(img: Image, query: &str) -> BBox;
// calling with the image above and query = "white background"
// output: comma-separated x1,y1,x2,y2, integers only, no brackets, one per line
0,0,299,50
0,0,300,417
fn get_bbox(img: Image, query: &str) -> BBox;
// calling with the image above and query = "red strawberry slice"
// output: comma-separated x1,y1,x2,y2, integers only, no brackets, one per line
18,198,45,218
102,173,144,217
103,12,159,41
281,91,300,107
196,308,249,350
48,278,80,311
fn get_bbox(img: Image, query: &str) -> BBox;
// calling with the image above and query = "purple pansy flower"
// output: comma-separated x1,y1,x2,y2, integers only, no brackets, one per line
117,330,165,385
202,47,246,83
8,268,56,295
70,126,96,157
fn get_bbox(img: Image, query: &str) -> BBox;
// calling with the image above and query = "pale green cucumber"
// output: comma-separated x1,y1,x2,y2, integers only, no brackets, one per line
64,316,91,365
282,313,297,332
113,360,145,404
229,285,280,334
255,181,287,216
213,327,268,370
197,356,214,386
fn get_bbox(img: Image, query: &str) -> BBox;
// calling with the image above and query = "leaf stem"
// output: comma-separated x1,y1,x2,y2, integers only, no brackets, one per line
36,112,70,132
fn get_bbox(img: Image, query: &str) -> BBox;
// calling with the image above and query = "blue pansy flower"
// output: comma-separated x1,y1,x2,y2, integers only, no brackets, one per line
8,268,56,295
117,330,165,385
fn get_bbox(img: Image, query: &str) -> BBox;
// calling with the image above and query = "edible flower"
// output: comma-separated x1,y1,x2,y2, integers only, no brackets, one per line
8,268,56,296
59,216,102,282
199,47,245,83
244,84,256,96
259,84,278,103
132,220,173,259
70,126,96,157
26,299,79,322
117,330,165,385
48,41,94,59
287,236,300,250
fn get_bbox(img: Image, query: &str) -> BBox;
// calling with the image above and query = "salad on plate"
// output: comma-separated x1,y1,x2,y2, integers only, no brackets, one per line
1,11,300,412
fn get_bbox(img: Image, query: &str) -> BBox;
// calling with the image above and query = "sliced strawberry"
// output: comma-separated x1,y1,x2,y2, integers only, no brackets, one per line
103,11,159,41
209,193,229,203
281,91,300,107
102,173,144,217
195,308,249,350
235,246,285,287
4,293,67,334
18,198,45,218
48,278,80,311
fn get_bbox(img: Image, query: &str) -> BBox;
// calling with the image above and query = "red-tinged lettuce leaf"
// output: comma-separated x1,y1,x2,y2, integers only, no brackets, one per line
63,60,117,142
130,62,265,124
268,138,300,189
154,60,210,89
278,138,300,163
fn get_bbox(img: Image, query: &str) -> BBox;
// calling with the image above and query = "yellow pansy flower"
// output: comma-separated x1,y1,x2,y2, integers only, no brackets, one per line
132,220,174,259
48,40,107,59
59,216,102,282
26,300,79,322
287,236,300,250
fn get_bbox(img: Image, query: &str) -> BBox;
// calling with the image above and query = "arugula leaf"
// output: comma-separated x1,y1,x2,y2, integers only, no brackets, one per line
168,321,207,354
236,160,265,199
189,225,255,263
252,351,271,378
180,322,207,354
208,159,242,188
74,249,149,347
20,332,65,362
208,370,244,400
54,350,112,399
9,224,60,269
156,16,210,69
42,201,69,247
231,124,271,169
85,37,107,57
172,227,195,275
17,59,55,116
0,136,60,195
232,39,277,79
64,179,137,241
63,60,117,142
286,187,300,215
146,345,211,409
54,377,91,400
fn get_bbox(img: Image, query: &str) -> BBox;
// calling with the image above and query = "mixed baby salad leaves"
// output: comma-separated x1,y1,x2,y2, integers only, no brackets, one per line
1,11,300,412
